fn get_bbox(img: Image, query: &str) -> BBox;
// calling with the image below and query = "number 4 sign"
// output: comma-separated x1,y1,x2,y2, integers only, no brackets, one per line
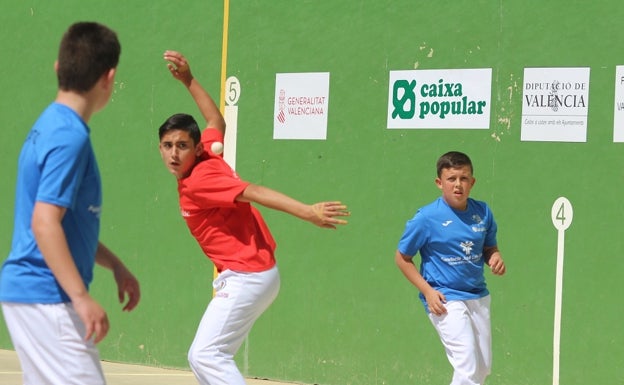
550,197,573,385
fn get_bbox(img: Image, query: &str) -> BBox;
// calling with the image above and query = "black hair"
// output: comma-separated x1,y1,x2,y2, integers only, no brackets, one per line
436,151,473,177
158,113,201,145
57,22,120,92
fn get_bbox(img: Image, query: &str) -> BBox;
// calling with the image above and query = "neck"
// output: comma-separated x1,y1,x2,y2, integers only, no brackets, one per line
55,90,95,123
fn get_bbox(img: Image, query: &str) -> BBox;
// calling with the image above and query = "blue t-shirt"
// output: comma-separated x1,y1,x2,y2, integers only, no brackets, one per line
0,103,101,304
397,197,497,309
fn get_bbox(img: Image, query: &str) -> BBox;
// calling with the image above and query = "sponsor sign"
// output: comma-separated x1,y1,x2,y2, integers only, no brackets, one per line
613,66,624,142
387,68,492,129
521,67,590,142
274,72,330,140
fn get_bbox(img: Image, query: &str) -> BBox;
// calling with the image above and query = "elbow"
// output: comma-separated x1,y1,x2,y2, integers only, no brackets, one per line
215,117,226,134
236,184,256,203
31,209,50,240
31,218,45,240
394,250,409,266
206,116,226,134
30,202,65,242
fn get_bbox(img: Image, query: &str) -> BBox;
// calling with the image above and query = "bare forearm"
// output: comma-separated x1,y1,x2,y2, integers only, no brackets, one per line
96,242,141,312
394,251,434,295
163,50,225,134
187,77,225,134
238,184,349,229
395,250,448,315
484,245,506,275
95,242,123,271
239,184,311,220
483,245,499,263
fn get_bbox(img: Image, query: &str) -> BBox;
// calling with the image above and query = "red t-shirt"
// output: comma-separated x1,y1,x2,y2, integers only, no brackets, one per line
177,129,276,273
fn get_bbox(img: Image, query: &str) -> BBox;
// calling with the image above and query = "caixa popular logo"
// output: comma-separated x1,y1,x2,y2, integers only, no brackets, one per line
387,68,492,129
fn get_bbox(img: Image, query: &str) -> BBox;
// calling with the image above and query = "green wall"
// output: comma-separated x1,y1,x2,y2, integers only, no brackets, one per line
2,1,624,384
0,0,225,369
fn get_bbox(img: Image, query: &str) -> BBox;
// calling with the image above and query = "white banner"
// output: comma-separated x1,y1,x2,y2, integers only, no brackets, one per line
387,68,492,129
273,72,330,140
521,67,590,142
613,66,624,142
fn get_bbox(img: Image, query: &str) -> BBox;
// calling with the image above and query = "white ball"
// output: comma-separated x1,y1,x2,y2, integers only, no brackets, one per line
210,142,224,155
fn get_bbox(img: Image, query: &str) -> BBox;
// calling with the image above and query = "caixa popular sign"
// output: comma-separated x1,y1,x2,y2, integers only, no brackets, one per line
387,68,492,129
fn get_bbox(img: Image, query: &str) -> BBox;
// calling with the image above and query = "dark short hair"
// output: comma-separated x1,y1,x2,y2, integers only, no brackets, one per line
436,151,473,177
158,113,201,145
57,22,120,92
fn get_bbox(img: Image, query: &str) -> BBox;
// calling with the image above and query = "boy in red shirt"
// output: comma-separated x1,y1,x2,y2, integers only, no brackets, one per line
158,51,349,385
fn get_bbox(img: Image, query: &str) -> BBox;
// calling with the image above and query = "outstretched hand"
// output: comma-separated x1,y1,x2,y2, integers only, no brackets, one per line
311,201,350,229
164,50,193,87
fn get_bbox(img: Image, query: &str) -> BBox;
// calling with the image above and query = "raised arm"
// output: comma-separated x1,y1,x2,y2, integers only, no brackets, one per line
237,183,349,229
163,50,225,134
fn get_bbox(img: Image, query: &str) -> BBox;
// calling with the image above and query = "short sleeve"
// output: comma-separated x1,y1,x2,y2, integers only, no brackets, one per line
181,158,250,209
397,210,429,258
37,129,90,209
201,128,225,158
484,206,498,247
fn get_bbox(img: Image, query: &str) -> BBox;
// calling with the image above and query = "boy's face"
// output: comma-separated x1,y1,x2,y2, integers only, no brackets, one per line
159,129,203,179
435,165,475,211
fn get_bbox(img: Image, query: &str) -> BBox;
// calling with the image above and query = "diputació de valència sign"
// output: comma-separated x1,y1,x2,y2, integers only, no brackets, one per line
521,67,590,143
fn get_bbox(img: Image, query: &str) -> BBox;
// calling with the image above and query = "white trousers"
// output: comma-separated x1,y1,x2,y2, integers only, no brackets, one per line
428,296,492,385
1,302,105,385
188,265,280,385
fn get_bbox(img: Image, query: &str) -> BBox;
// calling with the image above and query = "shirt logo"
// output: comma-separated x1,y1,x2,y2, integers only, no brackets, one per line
442,220,453,227
88,205,101,219
213,277,229,298
471,214,486,232
460,241,474,255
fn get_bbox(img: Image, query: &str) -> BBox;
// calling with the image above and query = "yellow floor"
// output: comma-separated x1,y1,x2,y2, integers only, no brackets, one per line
0,349,299,385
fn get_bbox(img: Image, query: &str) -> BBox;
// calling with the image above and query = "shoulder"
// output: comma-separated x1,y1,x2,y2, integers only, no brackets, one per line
201,128,225,157
419,197,447,215
405,198,442,226
467,198,493,213
466,198,496,227
192,156,233,175
183,157,247,190
201,128,224,143
38,104,89,140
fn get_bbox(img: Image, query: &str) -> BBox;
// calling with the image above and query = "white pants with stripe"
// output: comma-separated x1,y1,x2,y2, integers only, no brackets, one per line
188,265,280,385
1,302,105,385
428,296,492,385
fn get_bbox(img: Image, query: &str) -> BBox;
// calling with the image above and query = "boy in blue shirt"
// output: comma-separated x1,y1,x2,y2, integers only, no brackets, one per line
0,22,140,385
395,151,506,385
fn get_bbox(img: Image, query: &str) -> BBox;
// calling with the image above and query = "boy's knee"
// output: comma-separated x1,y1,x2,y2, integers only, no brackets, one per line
188,346,209,369
188,345,225,369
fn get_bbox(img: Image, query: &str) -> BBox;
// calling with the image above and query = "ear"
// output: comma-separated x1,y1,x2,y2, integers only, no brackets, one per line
471,177,476,187
102,68,116,89
54,60,59,73
435,177,442,189
195,142,204,157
